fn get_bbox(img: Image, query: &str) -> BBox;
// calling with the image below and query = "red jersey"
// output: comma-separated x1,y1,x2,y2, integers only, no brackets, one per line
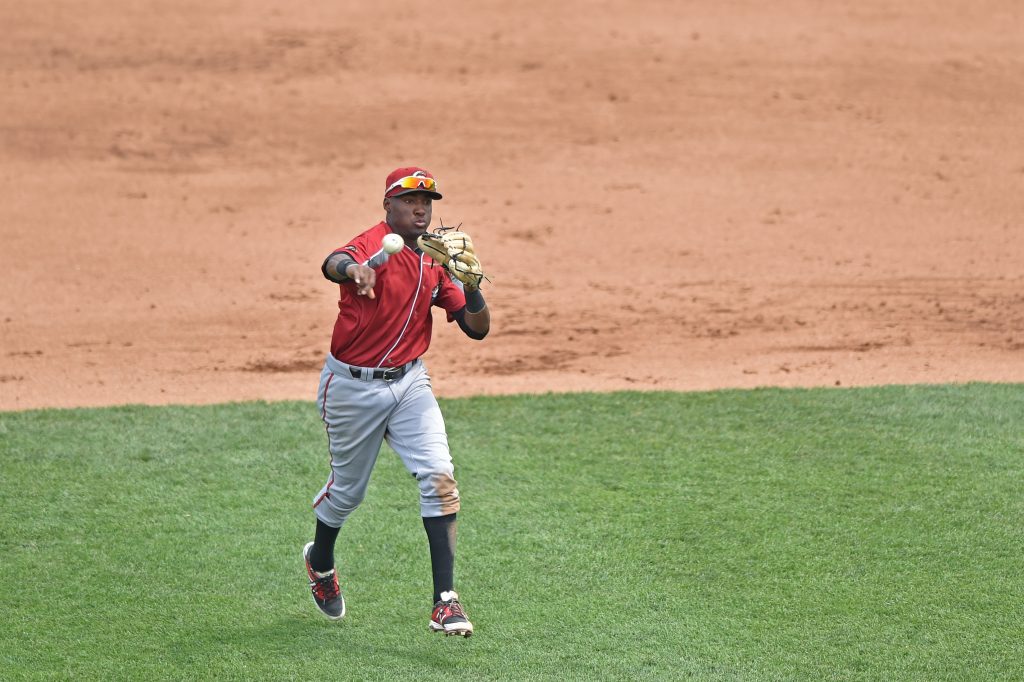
328,222,467,368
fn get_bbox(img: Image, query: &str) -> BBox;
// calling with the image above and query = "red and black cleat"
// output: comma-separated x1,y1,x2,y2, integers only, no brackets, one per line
303,541,345,620
429,591,473,637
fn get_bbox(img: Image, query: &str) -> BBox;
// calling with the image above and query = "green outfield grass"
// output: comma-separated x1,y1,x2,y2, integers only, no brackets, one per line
2,384,1023,681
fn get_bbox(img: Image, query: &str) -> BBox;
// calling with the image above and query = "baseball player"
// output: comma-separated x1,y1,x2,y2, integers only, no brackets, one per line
302,167,490,638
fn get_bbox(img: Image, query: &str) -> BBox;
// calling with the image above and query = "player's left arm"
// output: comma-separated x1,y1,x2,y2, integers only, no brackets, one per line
453,285,489,340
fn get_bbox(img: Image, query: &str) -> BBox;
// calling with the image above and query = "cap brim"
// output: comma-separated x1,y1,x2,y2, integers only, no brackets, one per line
389,188,443,200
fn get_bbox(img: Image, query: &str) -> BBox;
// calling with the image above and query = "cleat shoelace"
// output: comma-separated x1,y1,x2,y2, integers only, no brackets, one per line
437,600,467,623
312,574,340,601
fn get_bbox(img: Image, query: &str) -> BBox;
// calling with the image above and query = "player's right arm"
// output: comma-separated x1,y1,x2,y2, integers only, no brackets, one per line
322,252,376,298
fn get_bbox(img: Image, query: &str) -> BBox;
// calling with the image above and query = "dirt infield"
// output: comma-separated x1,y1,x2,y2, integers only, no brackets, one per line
2,1,1022,411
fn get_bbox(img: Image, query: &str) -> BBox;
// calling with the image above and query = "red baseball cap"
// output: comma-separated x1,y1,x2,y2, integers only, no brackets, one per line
384,167,443,200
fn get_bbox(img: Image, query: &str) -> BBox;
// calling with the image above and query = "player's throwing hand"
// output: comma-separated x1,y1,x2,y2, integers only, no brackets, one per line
344,263,377,299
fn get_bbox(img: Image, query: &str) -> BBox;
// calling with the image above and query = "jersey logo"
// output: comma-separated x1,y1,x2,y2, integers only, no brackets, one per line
344,245,358,252
431,283,440,302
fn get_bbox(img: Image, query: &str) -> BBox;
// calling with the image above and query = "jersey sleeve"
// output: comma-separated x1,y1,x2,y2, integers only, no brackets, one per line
433,271,468,322
332,233,374,264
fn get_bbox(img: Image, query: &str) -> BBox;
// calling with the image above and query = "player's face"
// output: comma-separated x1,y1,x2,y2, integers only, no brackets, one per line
385,192,433,240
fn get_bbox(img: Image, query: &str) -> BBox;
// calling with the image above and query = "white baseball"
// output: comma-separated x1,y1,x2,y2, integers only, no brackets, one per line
382,233,404,254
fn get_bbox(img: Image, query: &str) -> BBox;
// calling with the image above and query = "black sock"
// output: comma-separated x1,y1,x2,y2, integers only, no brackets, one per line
310,518,340,574
423,513,457,604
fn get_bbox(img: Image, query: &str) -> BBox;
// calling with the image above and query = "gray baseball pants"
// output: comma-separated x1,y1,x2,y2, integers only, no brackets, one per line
312,354,460,528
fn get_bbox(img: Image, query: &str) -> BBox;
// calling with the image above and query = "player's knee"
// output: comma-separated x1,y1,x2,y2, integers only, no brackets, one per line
417,468,460,516
320,489,367,521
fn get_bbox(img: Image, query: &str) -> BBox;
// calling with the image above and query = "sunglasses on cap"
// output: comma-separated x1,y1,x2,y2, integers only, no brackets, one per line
387,175,438,193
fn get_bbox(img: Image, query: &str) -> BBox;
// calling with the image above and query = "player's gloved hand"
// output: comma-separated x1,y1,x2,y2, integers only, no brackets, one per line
345,263,377,299
417,229,486,289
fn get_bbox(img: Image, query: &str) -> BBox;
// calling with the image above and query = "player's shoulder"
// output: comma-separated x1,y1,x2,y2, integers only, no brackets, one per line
332,222,388,254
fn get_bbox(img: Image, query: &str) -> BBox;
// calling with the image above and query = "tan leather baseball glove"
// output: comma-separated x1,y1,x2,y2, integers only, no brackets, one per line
417,228,487,289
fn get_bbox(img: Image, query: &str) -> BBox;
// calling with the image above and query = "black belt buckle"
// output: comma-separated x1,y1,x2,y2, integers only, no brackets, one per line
347,362,409,382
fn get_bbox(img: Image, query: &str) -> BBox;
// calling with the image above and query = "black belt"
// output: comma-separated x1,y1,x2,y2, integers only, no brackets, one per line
349,361,414,382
